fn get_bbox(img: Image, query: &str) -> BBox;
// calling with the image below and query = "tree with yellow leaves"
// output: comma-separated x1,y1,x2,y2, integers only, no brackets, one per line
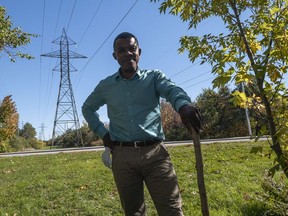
151,0,288,178
0,95,19,152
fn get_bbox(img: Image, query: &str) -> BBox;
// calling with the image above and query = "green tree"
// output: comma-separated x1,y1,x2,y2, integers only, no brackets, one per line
28,138,46,149
8,136,29,151
196,86,248,138
0,6,36,62
80,123,100,146
48,124,100,148
151,0,288,177
19,122,36,140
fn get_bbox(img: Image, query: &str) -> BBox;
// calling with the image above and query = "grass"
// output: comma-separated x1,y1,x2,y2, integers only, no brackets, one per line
0,140,287,216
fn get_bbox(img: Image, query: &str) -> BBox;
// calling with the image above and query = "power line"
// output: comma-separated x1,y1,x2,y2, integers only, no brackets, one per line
169,60,201,79
77,0,104,46
83,0,139,69
144,18,213,78
42,73,54,126
178,70,211,86
66,0,77,33
144,43,179,68
40,0,46,54
74,0,140,89
38,0,46,128
53,0,63,40
183,76,215,90
41,0,62,126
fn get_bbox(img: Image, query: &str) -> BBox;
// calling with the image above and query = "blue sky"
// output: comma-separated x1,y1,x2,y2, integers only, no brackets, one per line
1,0,222,140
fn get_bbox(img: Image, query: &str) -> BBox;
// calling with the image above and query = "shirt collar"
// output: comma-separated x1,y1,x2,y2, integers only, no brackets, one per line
115,67,142,81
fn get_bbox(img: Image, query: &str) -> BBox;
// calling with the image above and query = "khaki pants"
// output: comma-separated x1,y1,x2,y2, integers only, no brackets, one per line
112,142,184,216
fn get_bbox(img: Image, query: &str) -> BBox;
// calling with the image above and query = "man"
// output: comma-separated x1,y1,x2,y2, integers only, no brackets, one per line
82,32,202,216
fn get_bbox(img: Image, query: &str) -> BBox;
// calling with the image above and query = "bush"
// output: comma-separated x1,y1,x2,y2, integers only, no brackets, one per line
164,125,190,141
28,139,46,149
47,124,101,148
0,140,11,152
8,136,29,151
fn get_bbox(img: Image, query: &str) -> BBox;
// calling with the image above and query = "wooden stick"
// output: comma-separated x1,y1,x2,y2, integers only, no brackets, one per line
190,127,210,216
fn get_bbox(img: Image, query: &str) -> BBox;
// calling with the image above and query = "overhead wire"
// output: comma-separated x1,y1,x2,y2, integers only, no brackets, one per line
41,0,63,131
144,18,214,89
53,0,63,39
177,70,211,86
77,0,104,46
66,0,77,33
45,0,63,119
74,0,140,89
83,0,139,69
40,0,46,54
183,75,215,90
38,0,46,134
169,60,201,79
144,43,179,68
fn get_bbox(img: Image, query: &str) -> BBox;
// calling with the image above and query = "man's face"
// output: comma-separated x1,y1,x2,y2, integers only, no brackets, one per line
113,37,141,74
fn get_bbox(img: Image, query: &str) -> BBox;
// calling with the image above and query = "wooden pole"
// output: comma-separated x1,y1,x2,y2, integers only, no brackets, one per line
190,127,209,216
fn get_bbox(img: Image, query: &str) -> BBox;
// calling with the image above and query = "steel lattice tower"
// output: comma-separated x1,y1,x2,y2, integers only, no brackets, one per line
38,123,46,141
41,28,87,146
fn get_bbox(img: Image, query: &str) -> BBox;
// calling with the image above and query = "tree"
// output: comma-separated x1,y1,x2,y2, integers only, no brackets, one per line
48,124,100,148
151,0,288,178
80,123,100,146
196,86,248,138
19,122,36,140
0,6,36,62
0,95,19,152
160,100,190,141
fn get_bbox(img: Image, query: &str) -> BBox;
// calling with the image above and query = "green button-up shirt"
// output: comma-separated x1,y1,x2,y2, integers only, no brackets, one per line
82,68,191,141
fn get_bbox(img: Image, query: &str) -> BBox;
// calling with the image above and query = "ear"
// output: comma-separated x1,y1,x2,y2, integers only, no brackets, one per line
112,52,117,60
139,48,142,56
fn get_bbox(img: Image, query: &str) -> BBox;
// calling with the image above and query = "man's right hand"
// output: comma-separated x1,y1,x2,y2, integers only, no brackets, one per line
179,104,202,134
103,133,115,150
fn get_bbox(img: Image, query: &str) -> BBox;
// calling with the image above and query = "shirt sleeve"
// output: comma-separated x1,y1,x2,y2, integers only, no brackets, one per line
154,70,191,112
82,83,109,139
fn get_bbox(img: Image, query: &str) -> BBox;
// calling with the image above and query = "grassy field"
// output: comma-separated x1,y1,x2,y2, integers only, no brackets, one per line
0,141,286,216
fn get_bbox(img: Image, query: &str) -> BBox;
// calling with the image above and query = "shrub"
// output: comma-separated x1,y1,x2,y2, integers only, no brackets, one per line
0,140,11,152
8,136,29,151
28,139,46,149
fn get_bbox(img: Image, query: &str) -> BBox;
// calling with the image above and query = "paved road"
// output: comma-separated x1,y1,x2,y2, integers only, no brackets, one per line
0,136,268,158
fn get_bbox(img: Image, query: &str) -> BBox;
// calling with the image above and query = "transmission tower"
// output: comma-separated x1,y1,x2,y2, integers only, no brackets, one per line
41,28,87,147
38,123,46,141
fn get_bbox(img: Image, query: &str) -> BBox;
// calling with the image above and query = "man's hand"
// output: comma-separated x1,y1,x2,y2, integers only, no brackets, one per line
102,147,112,169
102,133,115,150
179,104,202,134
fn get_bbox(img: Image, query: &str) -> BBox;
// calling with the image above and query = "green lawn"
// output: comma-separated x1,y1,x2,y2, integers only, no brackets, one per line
0,141,286,215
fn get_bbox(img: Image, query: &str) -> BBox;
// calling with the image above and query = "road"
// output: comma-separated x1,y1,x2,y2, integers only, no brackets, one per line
0,136,268,158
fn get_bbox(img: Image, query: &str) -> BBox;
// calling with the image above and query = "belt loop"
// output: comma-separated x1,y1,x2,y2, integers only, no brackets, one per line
120,141,123,149
134,141,140,148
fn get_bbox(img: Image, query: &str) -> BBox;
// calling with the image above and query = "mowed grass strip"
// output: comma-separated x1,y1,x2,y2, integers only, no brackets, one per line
0,141,285,216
